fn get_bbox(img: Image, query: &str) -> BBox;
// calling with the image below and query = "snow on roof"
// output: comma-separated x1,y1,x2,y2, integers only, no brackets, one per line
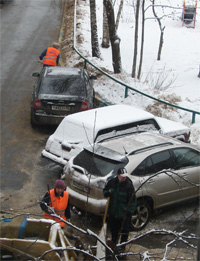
155,116,190,133
95,131,181,155
47,67,80,76
59,104,154,131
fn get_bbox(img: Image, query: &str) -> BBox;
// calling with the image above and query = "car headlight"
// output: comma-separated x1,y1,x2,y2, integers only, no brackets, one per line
63,163,71,175
95,180,106,189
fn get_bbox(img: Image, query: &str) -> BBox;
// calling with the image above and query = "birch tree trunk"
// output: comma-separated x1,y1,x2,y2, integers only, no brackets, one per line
131,0,140,78
104,0,122,73
90,0,102,58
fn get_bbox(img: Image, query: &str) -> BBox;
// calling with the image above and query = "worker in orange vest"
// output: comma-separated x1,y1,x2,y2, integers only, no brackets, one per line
40,179,71,228
39,42,60,67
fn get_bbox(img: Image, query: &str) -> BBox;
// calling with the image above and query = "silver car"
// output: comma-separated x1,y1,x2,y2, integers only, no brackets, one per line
63,132,200,231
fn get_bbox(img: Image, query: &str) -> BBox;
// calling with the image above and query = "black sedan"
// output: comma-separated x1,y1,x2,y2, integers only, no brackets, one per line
30,66,96,127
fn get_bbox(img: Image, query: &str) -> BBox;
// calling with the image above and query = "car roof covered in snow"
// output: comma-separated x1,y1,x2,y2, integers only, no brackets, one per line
58,104,154,131
45,66,82,76
85,131,181,156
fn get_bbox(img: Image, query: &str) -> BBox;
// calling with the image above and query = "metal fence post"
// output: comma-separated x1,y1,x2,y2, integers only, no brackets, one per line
192,112,196,124
125,87,128,98
84,60,87,69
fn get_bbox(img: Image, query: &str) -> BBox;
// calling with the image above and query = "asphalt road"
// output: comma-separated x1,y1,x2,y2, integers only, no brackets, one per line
0,0,64,211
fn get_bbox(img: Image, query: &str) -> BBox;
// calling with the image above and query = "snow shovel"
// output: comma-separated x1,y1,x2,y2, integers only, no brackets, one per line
96,197,110,258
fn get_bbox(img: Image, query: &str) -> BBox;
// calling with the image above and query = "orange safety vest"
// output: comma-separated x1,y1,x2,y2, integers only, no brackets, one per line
43,47,59,66
44,189,69,227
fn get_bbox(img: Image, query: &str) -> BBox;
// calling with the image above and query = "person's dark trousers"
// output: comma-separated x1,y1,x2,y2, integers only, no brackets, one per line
43,64,54,67
108,217,130,246
120,218,130,245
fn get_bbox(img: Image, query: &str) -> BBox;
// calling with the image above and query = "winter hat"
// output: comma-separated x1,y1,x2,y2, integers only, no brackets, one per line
117,168,128,177
54,179,66,189
53,42,60,48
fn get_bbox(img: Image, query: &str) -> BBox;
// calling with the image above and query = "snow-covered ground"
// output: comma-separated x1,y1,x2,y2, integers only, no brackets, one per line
71,0,200,145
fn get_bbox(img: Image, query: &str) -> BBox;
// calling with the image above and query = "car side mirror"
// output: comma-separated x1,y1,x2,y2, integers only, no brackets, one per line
32,72,40,77
90,74,97,80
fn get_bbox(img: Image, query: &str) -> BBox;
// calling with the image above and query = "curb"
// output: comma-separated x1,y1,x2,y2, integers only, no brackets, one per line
58,0,67,67
58,0,67,44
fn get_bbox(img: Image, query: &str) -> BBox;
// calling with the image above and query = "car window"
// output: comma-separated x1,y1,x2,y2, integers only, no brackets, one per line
131,150,173,176
151,150,172,172
96,119,160,142
173,148,200,169
36,71,44,93
39,75,86,96
73,149,126,177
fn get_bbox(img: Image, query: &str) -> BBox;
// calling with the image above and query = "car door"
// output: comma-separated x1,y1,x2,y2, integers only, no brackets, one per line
32,70,43,106
131,149,184,209
171,147,200,200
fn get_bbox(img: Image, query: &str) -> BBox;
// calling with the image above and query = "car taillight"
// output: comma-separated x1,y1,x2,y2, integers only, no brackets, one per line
33,99,42,109
80,101,89,111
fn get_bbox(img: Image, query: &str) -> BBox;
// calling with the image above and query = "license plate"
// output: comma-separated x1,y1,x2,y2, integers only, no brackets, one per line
52,105,70,111
72,181,90,194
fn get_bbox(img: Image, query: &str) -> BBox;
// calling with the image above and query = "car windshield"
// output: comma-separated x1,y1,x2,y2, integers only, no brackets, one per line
73,148,128,177
39,74,85,96
95,119,160,142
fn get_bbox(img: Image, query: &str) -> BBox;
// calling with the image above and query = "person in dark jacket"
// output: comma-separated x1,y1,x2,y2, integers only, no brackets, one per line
40,179,71,228
103,168,137,249
39,42,60,67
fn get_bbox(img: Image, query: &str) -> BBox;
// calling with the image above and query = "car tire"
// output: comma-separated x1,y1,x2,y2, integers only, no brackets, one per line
30,114,37,129
130,199,152,231
31,119,37,128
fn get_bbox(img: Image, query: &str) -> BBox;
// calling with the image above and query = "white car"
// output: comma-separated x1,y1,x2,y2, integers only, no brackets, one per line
41,104,190,165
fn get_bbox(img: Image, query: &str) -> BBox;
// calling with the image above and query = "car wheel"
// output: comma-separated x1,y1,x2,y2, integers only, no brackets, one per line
31,118,37,128
30,113,37,128
130,200,152,231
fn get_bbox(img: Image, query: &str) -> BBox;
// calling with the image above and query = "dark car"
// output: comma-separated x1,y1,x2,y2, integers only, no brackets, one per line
30,66,96,127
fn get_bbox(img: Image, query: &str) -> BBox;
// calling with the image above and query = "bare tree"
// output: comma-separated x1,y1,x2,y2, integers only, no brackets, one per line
101,4,110,48
2,208,197,260
151,0,165,60
131,0,140,78
90,0,102,58
133,1,178,78
115,0,124,31
137,0,145,79
101,0,124,50
103,0,122,73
